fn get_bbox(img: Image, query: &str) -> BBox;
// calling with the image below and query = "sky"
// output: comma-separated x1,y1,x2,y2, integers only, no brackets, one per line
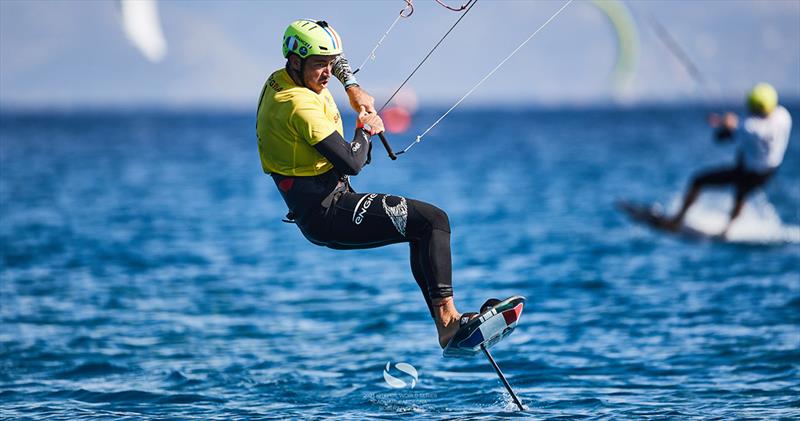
1,0,799,110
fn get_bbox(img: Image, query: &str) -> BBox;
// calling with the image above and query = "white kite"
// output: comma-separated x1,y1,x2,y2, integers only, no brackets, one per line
120,0,167,62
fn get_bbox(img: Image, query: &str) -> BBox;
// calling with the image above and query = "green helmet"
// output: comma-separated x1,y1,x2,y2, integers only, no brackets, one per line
282,19,343,59
747,82,778,115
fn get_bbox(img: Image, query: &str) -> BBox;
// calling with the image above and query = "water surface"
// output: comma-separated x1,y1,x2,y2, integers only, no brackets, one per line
1,105,799,419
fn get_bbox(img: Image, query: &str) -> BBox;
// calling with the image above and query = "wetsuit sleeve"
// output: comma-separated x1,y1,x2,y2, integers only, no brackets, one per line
313,128,372,175
332,55,359,89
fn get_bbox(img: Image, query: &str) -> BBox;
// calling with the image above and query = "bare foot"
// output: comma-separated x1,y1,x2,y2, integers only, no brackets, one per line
437,315,462,348
432,297,465,348
437,312,482,348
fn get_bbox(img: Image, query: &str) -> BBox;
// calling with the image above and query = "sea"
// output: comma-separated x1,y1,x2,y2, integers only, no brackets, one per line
1,104,798,419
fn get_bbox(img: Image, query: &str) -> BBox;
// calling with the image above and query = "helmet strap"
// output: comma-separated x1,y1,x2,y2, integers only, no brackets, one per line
299,58,308,89
286,54,308,89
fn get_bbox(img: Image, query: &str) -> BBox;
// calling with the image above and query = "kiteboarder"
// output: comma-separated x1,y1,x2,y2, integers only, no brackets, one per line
666,83,793,237
256,19,485,348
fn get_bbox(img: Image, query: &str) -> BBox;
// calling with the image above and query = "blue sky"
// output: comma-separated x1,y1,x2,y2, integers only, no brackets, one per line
1,0,798,109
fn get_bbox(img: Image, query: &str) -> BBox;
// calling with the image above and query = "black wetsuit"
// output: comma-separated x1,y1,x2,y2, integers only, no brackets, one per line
271,129,452,318
689,127,777,201
689,164,775,201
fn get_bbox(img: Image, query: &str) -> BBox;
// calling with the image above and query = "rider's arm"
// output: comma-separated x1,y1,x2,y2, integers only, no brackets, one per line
332,55,359,90
332,55,376,113
709,112,738,143
314,129,372,175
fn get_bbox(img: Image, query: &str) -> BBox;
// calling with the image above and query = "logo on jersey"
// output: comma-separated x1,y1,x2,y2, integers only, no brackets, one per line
352,193,378,225
267,75,283,92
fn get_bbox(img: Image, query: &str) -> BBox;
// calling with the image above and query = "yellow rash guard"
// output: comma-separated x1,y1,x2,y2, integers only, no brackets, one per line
256,68,344,176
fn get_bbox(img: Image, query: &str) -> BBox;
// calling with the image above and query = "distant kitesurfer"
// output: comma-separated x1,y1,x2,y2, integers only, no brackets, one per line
256,19,483,348
667,83,792,237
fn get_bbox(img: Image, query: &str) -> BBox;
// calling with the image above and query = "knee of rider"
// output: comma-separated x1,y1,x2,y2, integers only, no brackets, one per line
429,206,450,233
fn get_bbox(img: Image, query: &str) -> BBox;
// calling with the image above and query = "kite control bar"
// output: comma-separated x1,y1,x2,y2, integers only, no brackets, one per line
378,132,397,160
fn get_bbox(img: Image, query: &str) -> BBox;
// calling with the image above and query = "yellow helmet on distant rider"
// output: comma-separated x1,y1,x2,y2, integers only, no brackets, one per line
282,19,343,59
747,82,778,116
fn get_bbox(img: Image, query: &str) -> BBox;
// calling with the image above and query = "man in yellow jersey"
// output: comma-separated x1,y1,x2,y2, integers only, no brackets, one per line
257,19,492,348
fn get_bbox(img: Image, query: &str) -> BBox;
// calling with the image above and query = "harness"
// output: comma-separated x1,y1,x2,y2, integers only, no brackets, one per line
279,173,352,224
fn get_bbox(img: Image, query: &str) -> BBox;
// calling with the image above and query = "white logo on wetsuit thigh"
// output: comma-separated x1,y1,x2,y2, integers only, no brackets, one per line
382,195,408,236
351,142,361,153
352,193,378,225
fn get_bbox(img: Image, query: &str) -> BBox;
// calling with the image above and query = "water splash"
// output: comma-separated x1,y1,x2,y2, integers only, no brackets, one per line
671,191,800,244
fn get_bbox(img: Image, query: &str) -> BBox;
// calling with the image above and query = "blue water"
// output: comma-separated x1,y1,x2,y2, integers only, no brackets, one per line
1,105,799,419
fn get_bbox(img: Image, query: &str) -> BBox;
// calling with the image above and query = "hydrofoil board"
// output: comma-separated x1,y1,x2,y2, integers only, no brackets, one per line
443,295,525,358
616,200,710,240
